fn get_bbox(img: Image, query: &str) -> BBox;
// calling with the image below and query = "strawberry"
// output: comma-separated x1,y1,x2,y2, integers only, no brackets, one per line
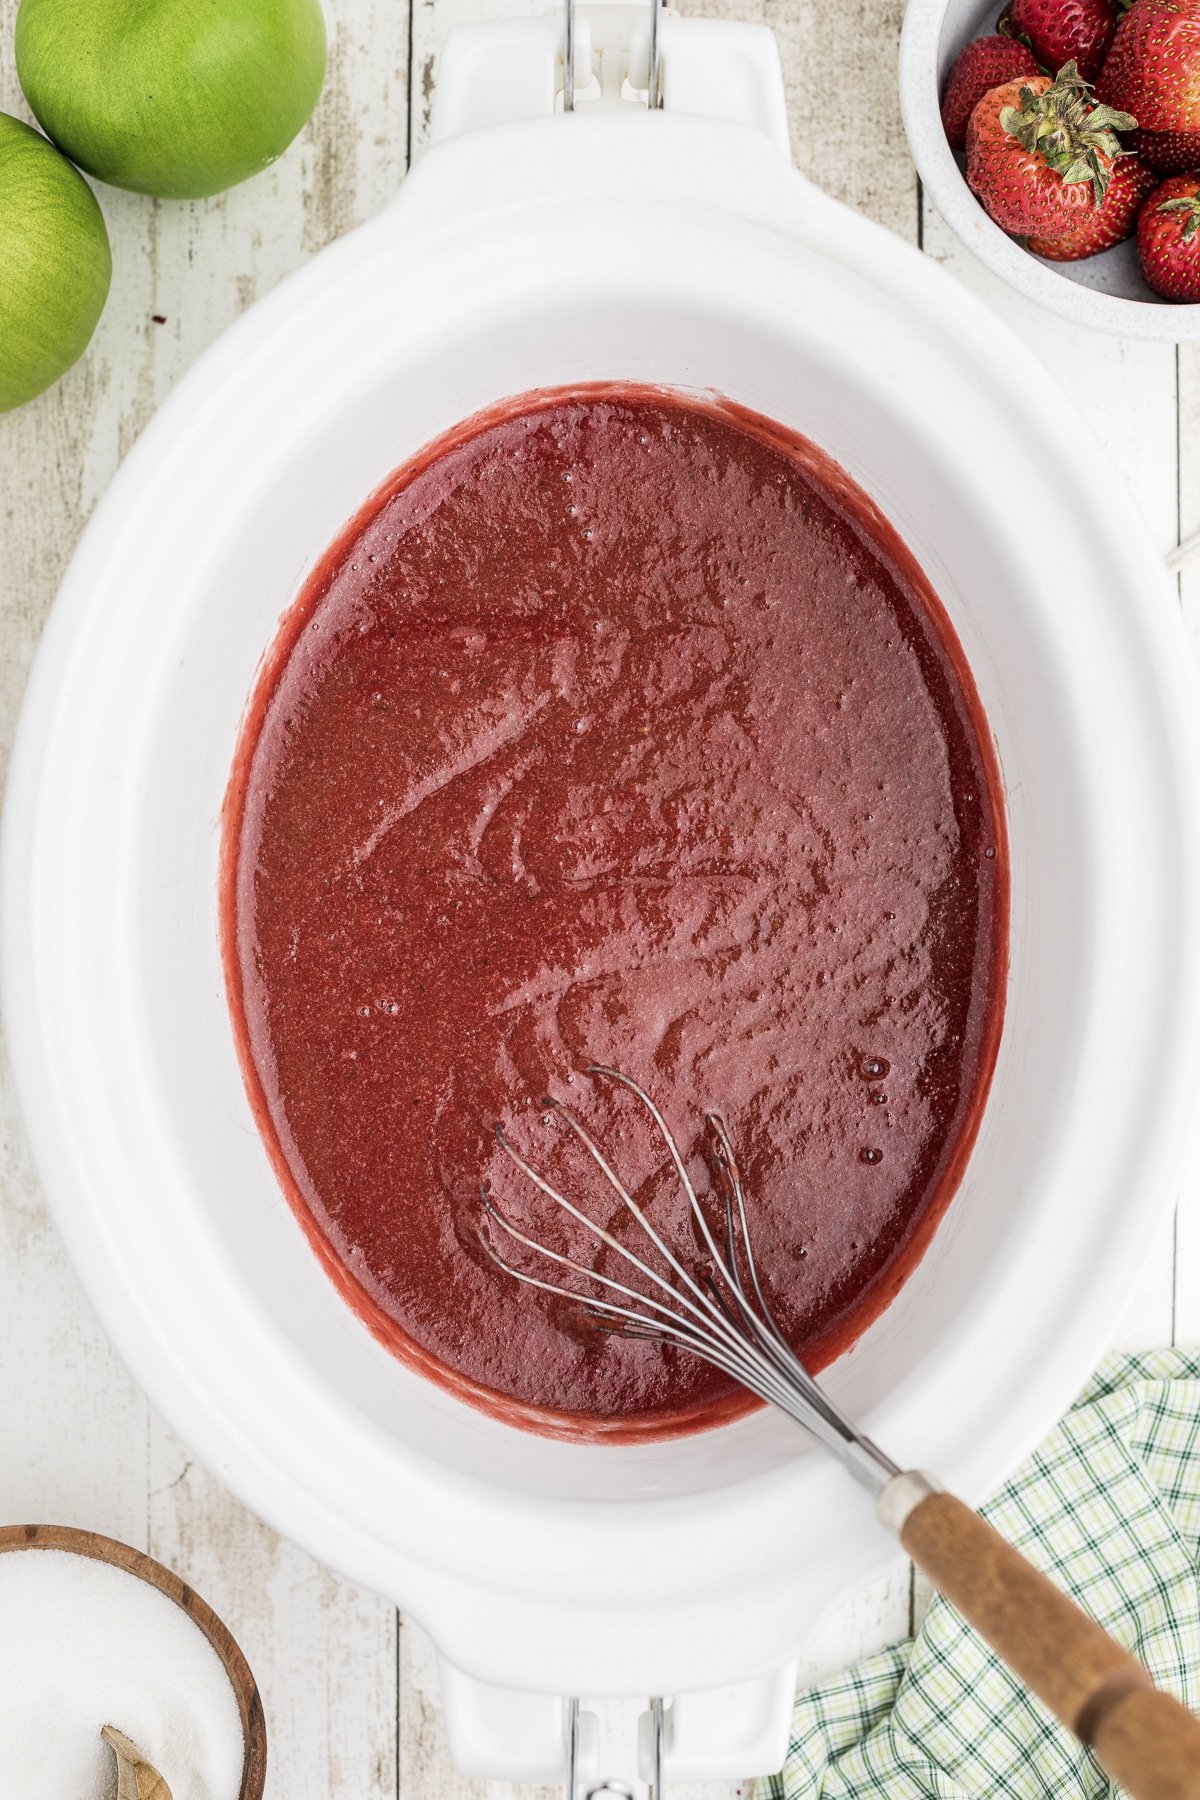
1132,125,1200,168
942,36,1043,147
1097,0,1200,130
999,0,1117,81
1137,171,1200,293
1028,150,1157,250
966,63,1137,236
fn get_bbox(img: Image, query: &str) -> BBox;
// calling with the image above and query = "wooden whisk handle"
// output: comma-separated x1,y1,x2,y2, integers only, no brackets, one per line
886,1483,1200,1800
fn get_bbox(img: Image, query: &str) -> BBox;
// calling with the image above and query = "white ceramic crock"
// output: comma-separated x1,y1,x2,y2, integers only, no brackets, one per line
900,0,1200,338
4,9,1199,1788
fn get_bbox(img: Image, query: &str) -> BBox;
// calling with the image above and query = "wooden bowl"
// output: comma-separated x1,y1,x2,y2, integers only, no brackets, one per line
0,1523,266,1800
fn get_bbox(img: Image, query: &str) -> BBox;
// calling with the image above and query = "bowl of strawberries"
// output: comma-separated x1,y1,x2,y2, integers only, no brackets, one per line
900,0,1200,334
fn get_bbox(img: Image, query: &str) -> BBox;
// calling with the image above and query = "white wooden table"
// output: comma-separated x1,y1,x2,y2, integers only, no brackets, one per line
1,3,1197,1794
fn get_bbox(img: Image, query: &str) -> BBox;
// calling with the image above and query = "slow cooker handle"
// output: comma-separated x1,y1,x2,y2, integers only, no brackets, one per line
429,1,792,158
883,1477,1200,1800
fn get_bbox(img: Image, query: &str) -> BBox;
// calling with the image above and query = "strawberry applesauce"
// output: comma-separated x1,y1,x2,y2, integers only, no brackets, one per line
223,386,1007,1441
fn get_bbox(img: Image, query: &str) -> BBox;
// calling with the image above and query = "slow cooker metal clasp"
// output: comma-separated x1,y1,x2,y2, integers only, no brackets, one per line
563,0,664,112
567,1693,667,1798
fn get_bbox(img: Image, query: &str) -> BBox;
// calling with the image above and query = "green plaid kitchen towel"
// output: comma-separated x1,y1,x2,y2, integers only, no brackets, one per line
758,1350,1200,1799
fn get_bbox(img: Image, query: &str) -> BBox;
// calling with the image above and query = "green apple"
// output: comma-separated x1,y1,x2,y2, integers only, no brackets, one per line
15,0,327,201
0,114,111,413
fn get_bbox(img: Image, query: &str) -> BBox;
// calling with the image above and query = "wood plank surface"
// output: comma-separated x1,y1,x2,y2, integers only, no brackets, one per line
0,9,408,1800
0,1,1194,1795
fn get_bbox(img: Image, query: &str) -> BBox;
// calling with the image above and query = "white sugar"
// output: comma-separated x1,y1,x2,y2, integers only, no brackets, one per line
0,1548,245,1800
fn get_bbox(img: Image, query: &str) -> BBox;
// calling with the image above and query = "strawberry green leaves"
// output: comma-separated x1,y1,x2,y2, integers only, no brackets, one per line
998,61,1136,200
1156,191,1200,235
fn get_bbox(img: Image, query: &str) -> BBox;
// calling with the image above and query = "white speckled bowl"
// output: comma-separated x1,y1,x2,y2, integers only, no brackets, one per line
900,0,1200,338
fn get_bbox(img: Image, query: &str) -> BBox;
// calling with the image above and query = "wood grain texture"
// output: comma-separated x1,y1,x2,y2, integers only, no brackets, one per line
147,1444,397,1800
0,1523,267,1800
0,0,1193,1796
689,0,916,235
0,7,407,1800
1094,1688,1200,1800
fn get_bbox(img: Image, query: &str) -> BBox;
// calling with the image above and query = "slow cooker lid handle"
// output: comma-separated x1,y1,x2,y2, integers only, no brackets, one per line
438,1659,796,1790
429,1,792,156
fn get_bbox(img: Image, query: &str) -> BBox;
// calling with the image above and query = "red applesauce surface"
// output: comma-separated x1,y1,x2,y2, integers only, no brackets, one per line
224,386,1007,1441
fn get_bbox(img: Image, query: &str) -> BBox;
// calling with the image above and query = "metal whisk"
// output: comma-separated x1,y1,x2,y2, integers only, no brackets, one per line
479,1064,898,1495
479,1067,1200,1800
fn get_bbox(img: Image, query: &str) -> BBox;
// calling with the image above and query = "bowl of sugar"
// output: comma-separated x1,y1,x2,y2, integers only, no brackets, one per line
0,1523,265,1800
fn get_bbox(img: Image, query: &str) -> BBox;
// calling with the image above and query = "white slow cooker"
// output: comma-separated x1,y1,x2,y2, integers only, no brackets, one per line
4,6,1199,1789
